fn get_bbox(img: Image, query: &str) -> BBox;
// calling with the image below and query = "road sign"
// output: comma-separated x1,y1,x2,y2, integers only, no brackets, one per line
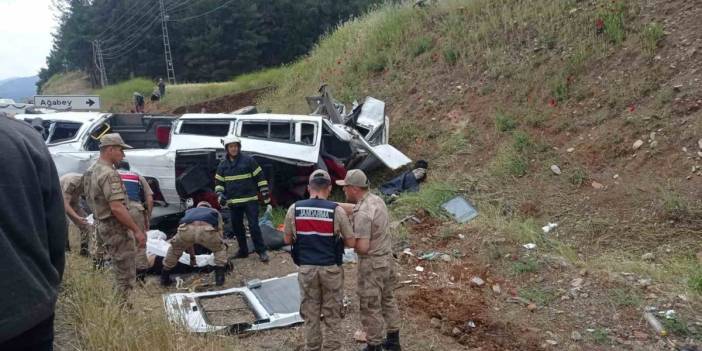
34,95,101,111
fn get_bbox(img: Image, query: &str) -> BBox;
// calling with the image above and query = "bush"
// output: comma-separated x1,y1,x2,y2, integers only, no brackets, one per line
495,112,518,132
641,22,664,55
409,36,433,57
442,47,459,65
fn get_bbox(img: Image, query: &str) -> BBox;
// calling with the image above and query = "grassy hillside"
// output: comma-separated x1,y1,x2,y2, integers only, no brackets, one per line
55,0,702,349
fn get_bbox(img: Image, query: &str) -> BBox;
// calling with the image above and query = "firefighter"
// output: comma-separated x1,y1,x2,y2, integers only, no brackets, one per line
215,136,271,262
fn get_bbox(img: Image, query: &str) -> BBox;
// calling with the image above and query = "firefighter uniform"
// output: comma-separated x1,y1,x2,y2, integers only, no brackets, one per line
214,151,270,257
161,203,228,286
59,173,92,255
284,172,354,351
117,168,153,273
83,134,137,299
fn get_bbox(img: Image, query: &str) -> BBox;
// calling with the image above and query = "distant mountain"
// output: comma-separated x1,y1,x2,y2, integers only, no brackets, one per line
0,76,39,102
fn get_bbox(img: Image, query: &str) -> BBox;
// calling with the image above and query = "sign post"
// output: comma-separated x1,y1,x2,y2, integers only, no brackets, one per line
33,95,101,111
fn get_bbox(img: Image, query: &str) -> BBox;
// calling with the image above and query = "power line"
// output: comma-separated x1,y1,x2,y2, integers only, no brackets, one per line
101,17,162,59
100,15,161,55
96,0,156,40
99,4,161,46
168,0,237,22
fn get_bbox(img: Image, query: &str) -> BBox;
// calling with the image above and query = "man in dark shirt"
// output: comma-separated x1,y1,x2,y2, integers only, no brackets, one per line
0,115,67,350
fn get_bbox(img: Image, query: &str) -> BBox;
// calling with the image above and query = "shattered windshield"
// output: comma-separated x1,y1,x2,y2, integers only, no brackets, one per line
23,118,82,144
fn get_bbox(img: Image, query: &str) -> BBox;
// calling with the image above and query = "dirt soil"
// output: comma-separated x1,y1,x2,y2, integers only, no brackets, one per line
171,86,273,114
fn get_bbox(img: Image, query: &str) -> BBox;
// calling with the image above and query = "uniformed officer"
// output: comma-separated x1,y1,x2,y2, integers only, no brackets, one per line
83,133,147,301
337,170,402,351
215,135,271,262
161,201,228,286
59,173,92,256
116,161,153,281
283,170,355,351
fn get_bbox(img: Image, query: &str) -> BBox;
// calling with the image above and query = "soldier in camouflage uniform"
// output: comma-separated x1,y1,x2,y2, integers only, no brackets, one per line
284,170,356,351
161,201,229,286
59,173,92,256
83,133,146,302
337,170,402,351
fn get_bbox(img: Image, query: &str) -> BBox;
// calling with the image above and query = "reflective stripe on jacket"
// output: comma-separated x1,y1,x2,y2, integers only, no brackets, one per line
214,153,269,206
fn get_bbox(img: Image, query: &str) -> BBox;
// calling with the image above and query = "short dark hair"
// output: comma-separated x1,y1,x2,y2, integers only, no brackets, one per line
309,178,331,192
117,161,130,170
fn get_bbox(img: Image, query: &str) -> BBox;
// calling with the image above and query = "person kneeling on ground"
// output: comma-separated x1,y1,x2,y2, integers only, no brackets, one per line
161,202,228,286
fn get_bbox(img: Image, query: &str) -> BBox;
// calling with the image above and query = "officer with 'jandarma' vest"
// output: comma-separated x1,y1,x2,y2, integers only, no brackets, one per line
284,169,356,351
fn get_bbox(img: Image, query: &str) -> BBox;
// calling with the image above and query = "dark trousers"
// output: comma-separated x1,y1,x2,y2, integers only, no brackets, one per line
0,314,54,351
230,202,266,254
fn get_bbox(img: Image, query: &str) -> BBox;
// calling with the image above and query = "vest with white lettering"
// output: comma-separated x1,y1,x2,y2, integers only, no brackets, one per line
117,170,143,203
292,198,343,266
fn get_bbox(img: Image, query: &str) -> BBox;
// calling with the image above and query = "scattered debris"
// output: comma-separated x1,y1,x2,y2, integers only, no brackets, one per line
633,139,644,150
571,331,582,341
567,147,575,153
523,243,537,250
415,266,425,272
469,276,485,287
641,252,655,261
440,254,452,262
419,252,443,261
550,165,562,175
613,174,619,179
402,248,414,256
662,309,676,320
643,311,668,337
492,284,502,294
542,222,558,234
591,181,604,190
458,234,466,240
673,84,684,92
441,196,478,223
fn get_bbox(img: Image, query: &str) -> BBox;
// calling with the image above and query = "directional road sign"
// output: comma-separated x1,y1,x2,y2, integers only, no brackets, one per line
34,95,101,111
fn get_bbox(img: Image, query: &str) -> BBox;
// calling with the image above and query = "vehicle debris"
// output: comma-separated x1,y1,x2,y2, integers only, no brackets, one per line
542,222,558,234
441,196,478,223
163,273,303,333
415,266,425,272
643,311,668,337
523,243,537,250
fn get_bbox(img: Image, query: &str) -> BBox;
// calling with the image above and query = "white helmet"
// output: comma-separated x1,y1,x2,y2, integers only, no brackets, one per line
221,135,241,147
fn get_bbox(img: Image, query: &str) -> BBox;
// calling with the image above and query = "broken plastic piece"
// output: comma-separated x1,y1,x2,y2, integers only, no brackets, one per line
415,266,425,272
644,311,668,337
542,222,558,233
441,196,478,223
523,243,537,250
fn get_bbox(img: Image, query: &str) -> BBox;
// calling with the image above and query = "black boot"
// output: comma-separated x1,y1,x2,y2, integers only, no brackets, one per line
383,330,401,351
160,269,172,287
79,243,89,257
362,345,383,351
258,251,270,263
232,250,249,259
215,266,226,286
136,269,147,284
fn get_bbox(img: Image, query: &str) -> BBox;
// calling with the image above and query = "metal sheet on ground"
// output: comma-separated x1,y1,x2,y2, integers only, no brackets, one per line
251,274,300,314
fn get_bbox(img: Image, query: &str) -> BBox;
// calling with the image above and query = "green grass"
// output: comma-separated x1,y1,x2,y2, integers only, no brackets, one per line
389,181,457,218
610,288,642,307
641,22,664,55
519,286,556,305
590,328,610,345
511,257,540,274
490,144,528,177
409,36,433,57
569,168,589,187
689,269,702,294
442,47,459,65
599,1,627,44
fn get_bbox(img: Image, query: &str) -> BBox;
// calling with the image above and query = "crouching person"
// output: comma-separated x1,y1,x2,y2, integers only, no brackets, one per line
284,170,356,351
161,202,228,286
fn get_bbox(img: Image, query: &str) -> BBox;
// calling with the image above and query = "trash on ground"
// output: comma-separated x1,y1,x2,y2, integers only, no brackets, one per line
402,248,414,256
643,311,668,337
542,222,558,234
441,196,478,223
163,273,302,333
415,266,425,272
662,309,676,320
419,251,443,260
469,276,485,287
550,165,562,175
523,243,537,250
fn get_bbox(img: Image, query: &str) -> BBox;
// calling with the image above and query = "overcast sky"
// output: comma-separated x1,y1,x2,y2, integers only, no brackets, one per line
0,0,57,80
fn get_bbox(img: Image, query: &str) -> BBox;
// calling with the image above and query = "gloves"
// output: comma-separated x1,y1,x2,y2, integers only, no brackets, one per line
261,190,271,205
218,193,227,208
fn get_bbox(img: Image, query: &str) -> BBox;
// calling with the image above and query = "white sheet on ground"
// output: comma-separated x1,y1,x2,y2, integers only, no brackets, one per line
146,230,216,267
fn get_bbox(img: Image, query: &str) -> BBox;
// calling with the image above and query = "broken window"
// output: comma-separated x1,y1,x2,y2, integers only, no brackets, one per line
179,120,231,137
240,121,268,139
269,121,292,142
299,122,315,145
48,122,82,144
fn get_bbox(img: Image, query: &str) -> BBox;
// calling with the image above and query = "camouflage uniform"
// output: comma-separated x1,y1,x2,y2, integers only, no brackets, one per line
352,192,400,346
163,214,228,270
59,173,92,254
84,158,136,298
284,196,354,351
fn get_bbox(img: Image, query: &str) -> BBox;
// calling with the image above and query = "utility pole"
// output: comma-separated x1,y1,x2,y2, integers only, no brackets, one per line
92,39,108,88
159,0,176,85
